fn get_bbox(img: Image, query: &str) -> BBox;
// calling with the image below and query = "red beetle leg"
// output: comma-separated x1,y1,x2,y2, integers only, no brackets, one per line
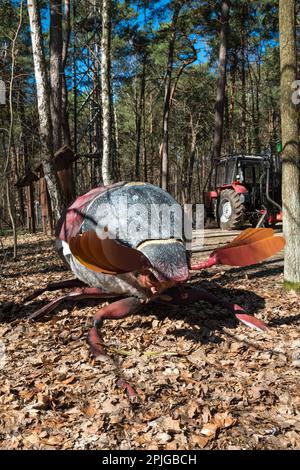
28,288,117,320
24,278,87,302
116,378,139,403
189,255,218,271
155,286,268,332
88,297,142,359
88,297,143,403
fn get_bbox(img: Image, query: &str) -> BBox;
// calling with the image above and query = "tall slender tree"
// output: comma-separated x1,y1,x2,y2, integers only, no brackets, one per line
160,1,182,191
101,0,113,185
279,0,300,289
62,0,71,147
50,0,63,151
27,0,64,222
134,48,147,180
4,0,23,259
212,0,230,163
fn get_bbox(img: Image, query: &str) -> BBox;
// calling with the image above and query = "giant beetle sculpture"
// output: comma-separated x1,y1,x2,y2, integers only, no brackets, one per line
26,183,285,400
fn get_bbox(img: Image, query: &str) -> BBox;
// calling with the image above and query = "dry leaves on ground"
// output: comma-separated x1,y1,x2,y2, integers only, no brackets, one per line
0,232,299,450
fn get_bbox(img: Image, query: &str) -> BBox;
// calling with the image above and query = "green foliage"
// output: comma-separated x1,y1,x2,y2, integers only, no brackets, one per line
0,0,284,226
283,280,300,292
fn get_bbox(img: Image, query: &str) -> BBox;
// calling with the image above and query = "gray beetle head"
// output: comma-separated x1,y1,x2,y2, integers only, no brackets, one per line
137,239,189,283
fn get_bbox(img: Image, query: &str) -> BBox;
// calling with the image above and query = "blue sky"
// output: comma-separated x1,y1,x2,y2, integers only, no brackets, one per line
39,0,278,71
39,0,210,66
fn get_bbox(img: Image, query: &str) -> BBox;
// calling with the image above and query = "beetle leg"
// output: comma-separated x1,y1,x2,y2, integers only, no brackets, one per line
189,255,218,271
24,278,87,302
87,297,142,359
28,288,118,320
87,297,143,403
154,286,268,332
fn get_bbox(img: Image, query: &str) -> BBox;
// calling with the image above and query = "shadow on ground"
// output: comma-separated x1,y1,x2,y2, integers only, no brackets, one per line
0,280,267,347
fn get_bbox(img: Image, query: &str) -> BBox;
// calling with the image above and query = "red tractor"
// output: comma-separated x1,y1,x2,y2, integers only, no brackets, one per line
204,154,282,230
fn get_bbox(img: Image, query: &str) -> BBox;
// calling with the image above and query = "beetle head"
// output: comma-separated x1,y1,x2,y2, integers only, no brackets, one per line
136,239,189,293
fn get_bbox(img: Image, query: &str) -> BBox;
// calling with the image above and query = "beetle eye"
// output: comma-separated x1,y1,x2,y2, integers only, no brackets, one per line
147,272,158,283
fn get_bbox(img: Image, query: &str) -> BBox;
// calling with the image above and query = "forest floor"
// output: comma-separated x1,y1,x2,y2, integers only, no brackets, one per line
0,230,299,450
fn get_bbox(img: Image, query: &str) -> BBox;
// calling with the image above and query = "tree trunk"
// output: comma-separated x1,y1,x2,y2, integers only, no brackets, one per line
50,0,63,151
19,92,36,232
240,3,247,151
4,0,23,259
62,0,72,147
248,63,255,152
113,98,120,180
228,47,237,149
149,91,155,184
135,57,146,180
143,94,147,182
160,2,182,191
279,0,300,289
14,147,25,226
101,0,113,185
187,127,197,203
28,0,64,223
181,135,190,205
255,38,262,153
213,0,230,162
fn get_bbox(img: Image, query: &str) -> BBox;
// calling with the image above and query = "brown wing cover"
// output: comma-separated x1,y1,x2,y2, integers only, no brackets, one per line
69,230,151,274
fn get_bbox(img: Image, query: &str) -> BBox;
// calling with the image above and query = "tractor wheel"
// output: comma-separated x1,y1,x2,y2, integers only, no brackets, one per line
218,189,245,230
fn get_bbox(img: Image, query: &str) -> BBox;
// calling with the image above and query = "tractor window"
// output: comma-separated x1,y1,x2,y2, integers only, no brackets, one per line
216,162,226,186
226,160,236,183
244,166,254,184
243,163,263,185
254,164,263,180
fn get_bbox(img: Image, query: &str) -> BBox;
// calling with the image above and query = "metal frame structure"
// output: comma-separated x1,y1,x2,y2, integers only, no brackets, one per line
71,0,102,195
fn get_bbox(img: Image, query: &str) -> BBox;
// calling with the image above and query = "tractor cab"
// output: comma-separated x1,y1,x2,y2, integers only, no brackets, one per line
204,154,282,230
